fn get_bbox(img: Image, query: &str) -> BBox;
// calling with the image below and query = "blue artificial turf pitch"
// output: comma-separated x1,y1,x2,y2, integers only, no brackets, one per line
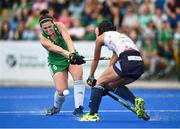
0,87,180,128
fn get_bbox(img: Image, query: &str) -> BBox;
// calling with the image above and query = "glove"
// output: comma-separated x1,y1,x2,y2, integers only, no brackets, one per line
87,76,97,87
69,52,86,65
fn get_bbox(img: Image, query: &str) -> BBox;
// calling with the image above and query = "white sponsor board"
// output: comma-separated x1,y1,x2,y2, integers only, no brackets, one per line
0,41,52,85
0,41,112,86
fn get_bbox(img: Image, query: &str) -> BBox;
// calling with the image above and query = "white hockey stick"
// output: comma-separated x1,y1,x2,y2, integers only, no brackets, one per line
84,57,111,61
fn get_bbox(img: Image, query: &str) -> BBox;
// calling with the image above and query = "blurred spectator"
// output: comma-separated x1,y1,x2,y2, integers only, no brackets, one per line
58,9,73,28
156,20,175,78
34,25,41,40
32,0,48,11
9,13,20,33
141,0,155,13
81,4,94,26
154,0,166,10
13,21,24,40
91,3,105,26
143,21,157,42
139,4,154,31
129,28,142,50
24,8,40,40
18,0,31,11
22,28,37,40
141,37,159,79
173,22,180,80
0,0,12,20
69,17,85,40
25,9,39,31
165,0,179,29
0,21,10,40
174,22,180,45
152,7,168,31
21,7,30,23
158,20,173,45
48,0,69,18
108,0,122,28
156,41,175,79
122,5,139,30
84,24,96,41
68,0,85,18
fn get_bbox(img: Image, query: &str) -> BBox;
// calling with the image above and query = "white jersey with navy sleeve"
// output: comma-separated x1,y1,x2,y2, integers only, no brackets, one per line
103,31,138,56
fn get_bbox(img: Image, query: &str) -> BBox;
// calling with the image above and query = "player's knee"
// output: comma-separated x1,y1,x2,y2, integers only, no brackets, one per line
107,82,117,88
74,77,83,81
73,73,83,81
96,78,108,86
93,85,105,90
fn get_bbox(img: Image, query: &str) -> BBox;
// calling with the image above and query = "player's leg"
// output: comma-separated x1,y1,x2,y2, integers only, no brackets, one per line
69,64,85,117
46,69,68,115
107,85,136,104
81,66,119,121
106,76,135,104
108,56,146,118
107,79,145,117
80,85,104,121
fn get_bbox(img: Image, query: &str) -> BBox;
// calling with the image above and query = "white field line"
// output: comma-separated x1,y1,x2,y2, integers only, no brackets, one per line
0,94,180,99
0,110,180,114
0,95,52,99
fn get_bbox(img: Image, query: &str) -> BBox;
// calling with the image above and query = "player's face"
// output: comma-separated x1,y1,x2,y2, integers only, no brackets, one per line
41,21,54,35
95,27,99,37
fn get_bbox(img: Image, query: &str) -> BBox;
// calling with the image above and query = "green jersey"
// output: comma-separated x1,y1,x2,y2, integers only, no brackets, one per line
41,24,69,74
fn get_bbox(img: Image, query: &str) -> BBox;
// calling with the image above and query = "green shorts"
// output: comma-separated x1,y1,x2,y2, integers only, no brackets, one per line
48,64,69,76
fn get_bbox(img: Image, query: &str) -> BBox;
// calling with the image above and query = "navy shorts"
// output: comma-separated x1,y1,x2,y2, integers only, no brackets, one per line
113,50,144,80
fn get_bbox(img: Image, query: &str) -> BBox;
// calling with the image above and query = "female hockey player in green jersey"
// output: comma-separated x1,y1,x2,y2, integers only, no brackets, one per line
39,9,85,117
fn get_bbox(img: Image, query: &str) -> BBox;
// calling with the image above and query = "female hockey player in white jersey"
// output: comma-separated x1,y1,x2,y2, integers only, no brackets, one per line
81,20,147,121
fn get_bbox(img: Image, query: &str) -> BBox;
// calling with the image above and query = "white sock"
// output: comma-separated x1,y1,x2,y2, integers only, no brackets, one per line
74,80,85,108
54,91,65,109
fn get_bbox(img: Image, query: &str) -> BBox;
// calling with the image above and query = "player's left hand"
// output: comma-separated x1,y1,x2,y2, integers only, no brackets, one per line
69,52,86,65
87,76,97,87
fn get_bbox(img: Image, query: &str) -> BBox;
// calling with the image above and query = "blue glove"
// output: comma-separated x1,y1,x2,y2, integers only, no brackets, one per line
87,76,97,87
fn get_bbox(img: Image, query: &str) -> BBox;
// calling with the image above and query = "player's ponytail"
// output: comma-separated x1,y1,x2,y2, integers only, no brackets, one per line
98,20,116,36
39,9,53,26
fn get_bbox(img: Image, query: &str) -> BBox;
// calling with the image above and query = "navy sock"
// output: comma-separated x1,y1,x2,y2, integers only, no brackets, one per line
89,85,104,115
114,85,135,104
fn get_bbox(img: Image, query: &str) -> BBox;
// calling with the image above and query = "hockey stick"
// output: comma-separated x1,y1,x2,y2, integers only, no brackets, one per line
107,91,150,121
84,57,111,61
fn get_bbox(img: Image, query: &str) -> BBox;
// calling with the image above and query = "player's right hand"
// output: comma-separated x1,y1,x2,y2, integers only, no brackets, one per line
69,52,86,65
87,76,96,87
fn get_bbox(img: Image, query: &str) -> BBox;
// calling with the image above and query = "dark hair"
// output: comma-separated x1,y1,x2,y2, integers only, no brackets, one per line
98,20,116,35
39,9,53,26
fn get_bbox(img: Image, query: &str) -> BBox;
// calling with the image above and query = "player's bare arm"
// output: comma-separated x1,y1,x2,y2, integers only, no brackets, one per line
90,34,105,76
109,52,118,66
39,34,70,58
56,22,75,53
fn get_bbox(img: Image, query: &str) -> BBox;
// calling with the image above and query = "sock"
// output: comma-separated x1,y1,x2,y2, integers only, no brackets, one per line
54,91,65,109
114,85,136,104
89,85,104,115
74,80,85,108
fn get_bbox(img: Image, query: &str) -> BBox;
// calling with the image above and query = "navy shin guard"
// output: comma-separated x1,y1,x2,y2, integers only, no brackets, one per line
114,85,135,104
89,85,104,115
